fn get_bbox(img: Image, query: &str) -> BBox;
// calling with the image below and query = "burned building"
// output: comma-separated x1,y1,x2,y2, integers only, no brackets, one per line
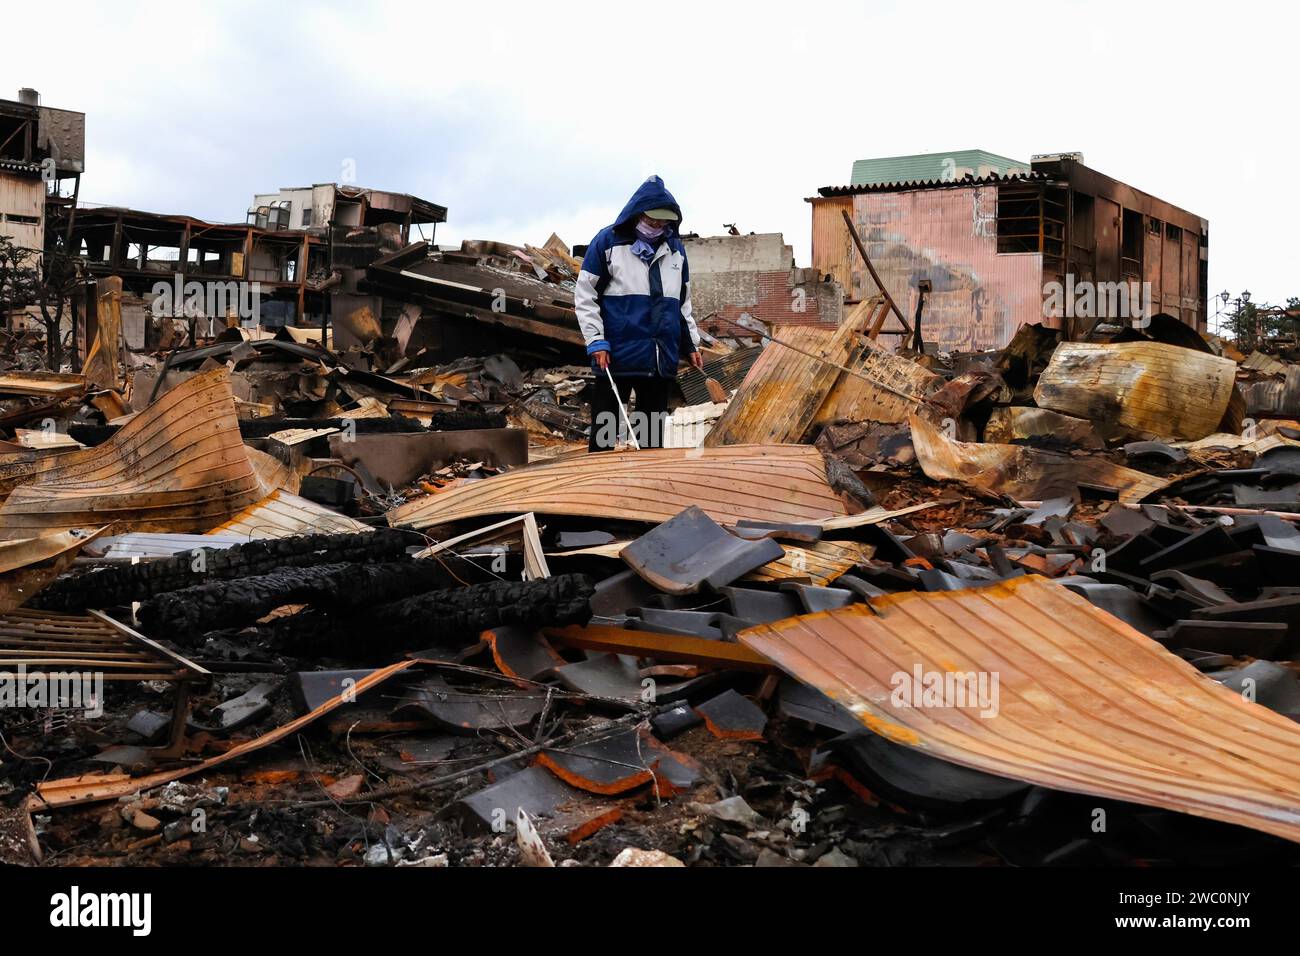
364,238,586,365
0,87,84,268
808,151,1208,352
248,185,447,344
249,184,446,242
60,185,447,350
67,207,325,348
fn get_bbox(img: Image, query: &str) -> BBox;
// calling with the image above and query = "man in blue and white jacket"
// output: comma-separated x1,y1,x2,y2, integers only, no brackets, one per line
575,175,703,451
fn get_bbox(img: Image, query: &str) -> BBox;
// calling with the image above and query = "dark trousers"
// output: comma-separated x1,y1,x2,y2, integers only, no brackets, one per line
588,374,671,451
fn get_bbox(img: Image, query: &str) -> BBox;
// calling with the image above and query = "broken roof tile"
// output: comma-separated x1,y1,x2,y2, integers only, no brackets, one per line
481,626,567,684
390,674,545,734
621,506,784,595
694,688,768,741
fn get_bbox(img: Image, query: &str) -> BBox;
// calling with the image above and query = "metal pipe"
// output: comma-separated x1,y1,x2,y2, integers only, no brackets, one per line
604,365,640,450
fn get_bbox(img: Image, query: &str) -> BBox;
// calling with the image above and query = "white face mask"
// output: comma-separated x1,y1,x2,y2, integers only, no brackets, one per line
635,220,666,241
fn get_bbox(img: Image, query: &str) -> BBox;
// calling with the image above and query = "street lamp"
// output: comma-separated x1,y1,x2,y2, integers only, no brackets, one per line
1242,290,1251,304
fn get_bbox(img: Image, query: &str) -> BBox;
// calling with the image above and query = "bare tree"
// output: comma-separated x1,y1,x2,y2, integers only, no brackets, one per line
0,235,40,338
37,247,82,369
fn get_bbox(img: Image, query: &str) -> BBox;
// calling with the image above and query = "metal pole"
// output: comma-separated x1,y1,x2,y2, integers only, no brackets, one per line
604,365,640,450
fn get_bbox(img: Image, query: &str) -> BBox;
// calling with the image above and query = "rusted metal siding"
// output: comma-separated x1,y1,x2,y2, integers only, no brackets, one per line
842,188,1045,351
1161,230,1181,316
387,445,849,530
811,159,1209,344
1143,219,1163,308
37,107,86,174
1050,159,1207,329
207,489,372,540
810,196,855,293
1034,341,1237,441
1239,366,1300,417
1180,230,1199,319
0,369,270,539
738,575,1300,844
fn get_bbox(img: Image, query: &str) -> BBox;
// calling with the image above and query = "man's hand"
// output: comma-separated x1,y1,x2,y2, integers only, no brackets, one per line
592,350,610,370
688,351,704,370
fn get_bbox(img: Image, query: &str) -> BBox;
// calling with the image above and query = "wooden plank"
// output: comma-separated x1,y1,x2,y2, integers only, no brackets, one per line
0,658,172,670
745,539,876,586
92,610,210,678
545,624,774,672
812,337,939,427
83,275,122,390
703,319,865,446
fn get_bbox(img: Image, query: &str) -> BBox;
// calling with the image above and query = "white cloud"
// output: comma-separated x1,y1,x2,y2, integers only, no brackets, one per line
4,0,1294,305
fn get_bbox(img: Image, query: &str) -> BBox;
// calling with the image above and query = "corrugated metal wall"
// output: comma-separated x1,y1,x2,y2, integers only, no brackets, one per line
810,197,855,293
812,188,1044,352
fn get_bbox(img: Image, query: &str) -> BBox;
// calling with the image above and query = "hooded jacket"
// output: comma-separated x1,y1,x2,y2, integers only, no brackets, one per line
575,176,701,376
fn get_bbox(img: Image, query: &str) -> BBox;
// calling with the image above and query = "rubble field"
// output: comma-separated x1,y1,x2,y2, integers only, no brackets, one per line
2,237,1300,869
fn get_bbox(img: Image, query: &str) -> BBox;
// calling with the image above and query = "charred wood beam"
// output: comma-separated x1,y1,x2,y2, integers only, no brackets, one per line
31,529,414,612
139,560,463,639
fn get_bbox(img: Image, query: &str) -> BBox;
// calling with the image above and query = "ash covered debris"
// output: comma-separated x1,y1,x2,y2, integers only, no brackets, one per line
7,297,1300,869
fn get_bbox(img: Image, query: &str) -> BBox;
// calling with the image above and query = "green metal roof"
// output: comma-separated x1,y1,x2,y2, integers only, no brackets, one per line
849,150,1029,186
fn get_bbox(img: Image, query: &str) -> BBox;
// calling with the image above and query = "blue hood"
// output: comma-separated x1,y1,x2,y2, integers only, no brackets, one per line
614,175,682,230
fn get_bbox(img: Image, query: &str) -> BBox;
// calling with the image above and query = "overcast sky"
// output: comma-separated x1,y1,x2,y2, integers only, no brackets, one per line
7,0,1294,317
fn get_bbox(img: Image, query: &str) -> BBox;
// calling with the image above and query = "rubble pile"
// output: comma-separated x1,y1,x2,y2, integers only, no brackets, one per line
3,285,1300,871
